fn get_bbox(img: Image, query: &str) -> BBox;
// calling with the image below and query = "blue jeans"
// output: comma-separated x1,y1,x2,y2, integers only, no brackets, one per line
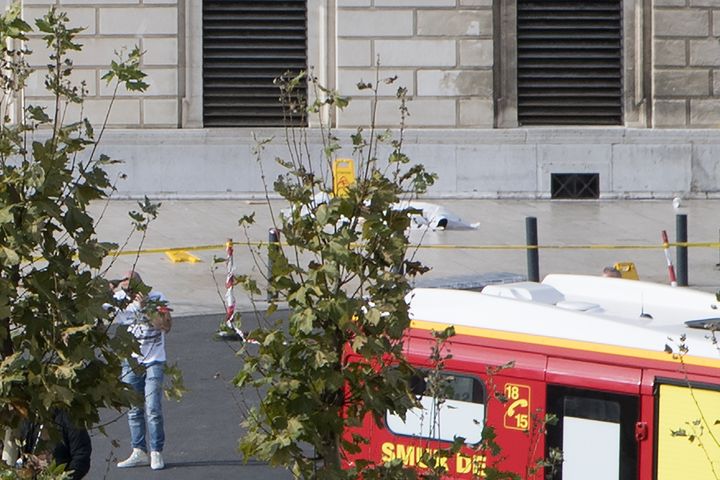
121,361,165,452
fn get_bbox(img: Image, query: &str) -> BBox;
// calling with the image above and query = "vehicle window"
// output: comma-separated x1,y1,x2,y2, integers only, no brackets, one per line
386,372,485,444
546,386,638,480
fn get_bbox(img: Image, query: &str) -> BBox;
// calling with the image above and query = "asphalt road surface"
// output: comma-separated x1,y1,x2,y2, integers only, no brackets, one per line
87,311,294,480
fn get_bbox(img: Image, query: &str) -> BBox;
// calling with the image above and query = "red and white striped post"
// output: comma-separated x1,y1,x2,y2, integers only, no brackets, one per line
661,230,677,287
220,238,246,341
224,238,236,329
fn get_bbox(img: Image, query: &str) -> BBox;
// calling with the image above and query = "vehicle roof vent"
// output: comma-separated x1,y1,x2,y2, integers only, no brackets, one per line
556,300,603,312
482,282,564,305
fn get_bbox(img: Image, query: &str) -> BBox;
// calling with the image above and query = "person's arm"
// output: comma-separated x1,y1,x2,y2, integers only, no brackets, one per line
110,290,134,326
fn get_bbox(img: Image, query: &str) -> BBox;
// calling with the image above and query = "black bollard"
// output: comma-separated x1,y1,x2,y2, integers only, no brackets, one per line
526,216,539,282
267,228,280,301
676,214,688,287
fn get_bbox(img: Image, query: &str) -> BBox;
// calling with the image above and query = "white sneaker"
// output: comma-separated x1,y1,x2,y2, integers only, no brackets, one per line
150,451,165,470
117,448,149,468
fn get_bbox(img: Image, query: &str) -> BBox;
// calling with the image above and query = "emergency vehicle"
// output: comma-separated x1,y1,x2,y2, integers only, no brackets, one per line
347,274,720,479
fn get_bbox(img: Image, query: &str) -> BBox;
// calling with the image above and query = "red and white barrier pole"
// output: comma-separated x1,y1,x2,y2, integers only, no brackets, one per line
223,239,246,341
225,239,236,328
661,230,678,287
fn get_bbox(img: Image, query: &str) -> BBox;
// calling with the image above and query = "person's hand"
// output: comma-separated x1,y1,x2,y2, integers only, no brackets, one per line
151,307,172,333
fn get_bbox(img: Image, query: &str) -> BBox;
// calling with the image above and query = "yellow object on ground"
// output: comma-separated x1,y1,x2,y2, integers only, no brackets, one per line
165,251,201,263
613,261,639,279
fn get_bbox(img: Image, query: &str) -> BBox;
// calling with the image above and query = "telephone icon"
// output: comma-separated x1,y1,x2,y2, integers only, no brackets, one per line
506,399,529,417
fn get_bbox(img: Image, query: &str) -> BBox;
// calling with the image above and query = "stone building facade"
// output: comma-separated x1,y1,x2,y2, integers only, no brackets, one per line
11,0,720,198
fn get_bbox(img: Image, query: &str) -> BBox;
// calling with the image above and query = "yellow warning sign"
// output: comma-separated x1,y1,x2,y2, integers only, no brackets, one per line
614,261,639,280
333,158,355,197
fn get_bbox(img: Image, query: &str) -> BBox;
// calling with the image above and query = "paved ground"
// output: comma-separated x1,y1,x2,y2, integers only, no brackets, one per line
91,198,720,317
85,197,720,478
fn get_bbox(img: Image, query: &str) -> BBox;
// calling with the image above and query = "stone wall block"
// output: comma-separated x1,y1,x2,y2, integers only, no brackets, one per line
60,0,139,3
692,145,720,191
690,99,720,124
143,98,178,125
375,40,456,67
67,38,141,67
33,98,142,126
101,68,178,96
336,98,372,127
143,38,179,66
417,10,492,36
612,145,691,192
690,0,720,6
401,145,458,193
25,68,98,98
655,10,709,37
690,38,720,66
655,39,686,67
459,0,493,6
26,38,53,67
457,145,537,192
341,98,455,127
338,0,372,5
460,39,493,67
713,12,720,36
337,39,372,67
654,69,709,96
712,69,720,94
459,98,493,127
417,70,493,97
24,7,96,35
374,0,455,6
337,10,413,37
378,98,456,126
337,69,415,96
99,7,177,35
653,99,687,127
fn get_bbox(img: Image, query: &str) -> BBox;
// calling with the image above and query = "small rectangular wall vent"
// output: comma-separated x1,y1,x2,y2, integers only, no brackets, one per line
551,173,600,199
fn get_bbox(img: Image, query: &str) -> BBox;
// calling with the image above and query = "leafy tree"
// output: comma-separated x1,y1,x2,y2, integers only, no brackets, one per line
234,71,436,479
0,3,160,475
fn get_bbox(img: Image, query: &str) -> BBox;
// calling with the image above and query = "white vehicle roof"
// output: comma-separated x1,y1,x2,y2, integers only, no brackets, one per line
408,274,720,362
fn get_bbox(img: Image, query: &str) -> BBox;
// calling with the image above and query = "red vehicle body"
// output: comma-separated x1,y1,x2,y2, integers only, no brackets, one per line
345,275,720,479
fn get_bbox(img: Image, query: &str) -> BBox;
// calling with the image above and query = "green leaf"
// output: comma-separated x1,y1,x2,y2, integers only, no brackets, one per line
0,206,13,224
1,246,20,265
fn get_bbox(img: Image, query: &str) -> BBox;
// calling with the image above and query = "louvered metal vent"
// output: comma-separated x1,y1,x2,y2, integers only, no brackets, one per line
203,0,307,127
517,0,622,126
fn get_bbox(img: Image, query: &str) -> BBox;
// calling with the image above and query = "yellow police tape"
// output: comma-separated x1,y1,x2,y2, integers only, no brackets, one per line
109,241,720,257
